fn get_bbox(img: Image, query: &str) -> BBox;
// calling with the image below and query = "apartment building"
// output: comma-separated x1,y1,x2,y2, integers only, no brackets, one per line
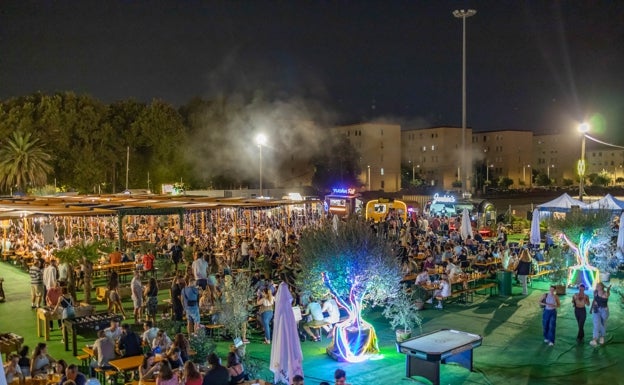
335,122,402,192
400,126,472,190
472,130,533,188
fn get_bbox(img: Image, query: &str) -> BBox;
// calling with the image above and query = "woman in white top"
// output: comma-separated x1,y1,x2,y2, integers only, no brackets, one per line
257,287,275,344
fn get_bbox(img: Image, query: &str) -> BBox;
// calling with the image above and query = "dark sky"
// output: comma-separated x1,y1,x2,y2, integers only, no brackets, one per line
1,1,623,141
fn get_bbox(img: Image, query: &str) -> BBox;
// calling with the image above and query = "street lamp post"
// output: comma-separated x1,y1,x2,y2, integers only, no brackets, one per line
578,123,589,201
453,8,477,193
256,133,267,197
367,165,371,190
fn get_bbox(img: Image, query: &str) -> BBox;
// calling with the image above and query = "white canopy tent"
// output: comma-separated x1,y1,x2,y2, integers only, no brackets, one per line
536,193,586,212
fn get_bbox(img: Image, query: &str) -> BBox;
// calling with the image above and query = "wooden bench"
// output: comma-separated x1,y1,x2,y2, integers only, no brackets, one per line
475,282,498,296
528,270,552,287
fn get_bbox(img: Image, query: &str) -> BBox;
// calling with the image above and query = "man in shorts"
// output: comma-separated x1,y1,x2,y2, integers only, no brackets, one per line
130,270,144,324
181,276,200,334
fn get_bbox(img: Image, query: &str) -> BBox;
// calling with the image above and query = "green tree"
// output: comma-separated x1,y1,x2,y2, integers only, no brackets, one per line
498,176,513,190
534,172,551,186
296,217,401,361
311,134,361,193
0,131,53,192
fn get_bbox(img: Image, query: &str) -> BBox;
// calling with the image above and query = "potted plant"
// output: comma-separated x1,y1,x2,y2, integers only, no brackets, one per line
382,284,423,342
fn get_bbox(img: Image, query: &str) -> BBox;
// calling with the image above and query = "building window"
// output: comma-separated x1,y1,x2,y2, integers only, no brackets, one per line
431,145,435,151
381,128,383,136
422,146,427,152
381,180,385,189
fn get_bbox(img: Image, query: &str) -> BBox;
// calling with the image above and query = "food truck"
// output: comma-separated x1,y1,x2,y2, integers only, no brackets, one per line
324,187,363,217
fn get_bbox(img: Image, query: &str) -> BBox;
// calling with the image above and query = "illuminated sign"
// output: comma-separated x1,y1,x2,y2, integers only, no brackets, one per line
432,193,456,203
330,199,346,207
332,187,356,195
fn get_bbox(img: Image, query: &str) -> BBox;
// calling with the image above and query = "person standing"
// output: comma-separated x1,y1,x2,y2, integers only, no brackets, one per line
572,284,590,343
192,252,209,290
42,259,58,303
143,249,155,275
170,241,184,273
589,282,610,347
131,270,144,324
46,281,63,330
181,276,200,335
257,287,275,344
29,259,44,308
144,277,159,325
539,285,560,346
516,249,532,296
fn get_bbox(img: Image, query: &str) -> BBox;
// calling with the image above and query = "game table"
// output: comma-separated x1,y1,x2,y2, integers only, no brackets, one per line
396,328,482,385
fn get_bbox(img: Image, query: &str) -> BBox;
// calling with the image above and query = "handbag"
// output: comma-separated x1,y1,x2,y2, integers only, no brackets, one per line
62,297,76,319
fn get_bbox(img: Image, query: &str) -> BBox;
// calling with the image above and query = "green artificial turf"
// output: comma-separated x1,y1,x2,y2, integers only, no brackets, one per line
1,261,623,385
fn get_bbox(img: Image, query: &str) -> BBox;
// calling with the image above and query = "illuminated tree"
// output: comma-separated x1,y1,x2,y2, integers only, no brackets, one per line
547,209,613,289
296,217,402,362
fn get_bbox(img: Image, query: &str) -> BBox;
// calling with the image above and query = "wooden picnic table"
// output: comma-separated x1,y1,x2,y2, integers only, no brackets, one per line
109,354,144,372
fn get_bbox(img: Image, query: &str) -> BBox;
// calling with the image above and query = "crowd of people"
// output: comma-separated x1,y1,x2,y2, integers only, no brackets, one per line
3,205,617,385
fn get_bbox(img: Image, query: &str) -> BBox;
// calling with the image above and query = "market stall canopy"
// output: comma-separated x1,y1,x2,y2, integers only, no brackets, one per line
0,194,318,219
536,193,586,212
584,194,624,211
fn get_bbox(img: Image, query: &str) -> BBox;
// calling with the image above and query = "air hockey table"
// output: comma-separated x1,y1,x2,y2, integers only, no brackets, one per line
396,328,482,385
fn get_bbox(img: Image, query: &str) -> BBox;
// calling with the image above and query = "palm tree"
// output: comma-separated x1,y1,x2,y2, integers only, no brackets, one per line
0,131,53,192
54,240,112,304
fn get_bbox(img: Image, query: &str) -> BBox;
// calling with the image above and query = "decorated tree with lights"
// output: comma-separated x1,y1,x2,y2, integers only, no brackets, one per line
547,209,613,289
296,217,402,362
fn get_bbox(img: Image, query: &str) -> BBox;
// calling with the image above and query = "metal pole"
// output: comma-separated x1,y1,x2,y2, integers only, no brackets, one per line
125,146,130,191
453,9,476,193
579,134,586,201
367,165,371,190
259,144,263,197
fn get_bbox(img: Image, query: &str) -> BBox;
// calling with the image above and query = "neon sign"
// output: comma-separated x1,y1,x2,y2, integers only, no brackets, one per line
332,187,356,195
432,193,456,203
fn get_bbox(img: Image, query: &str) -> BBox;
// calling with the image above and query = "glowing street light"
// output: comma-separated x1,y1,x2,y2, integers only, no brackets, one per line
453,9,477,193
256,133,268,197
578,123,590,201
367,165,371,190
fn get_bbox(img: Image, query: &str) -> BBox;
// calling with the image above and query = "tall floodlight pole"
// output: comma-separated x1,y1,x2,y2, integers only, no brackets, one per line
453,9,476,194
578,123,590,201
256,133,267,197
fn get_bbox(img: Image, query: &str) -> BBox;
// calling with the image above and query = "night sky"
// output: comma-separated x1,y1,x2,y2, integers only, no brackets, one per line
1,1,623,141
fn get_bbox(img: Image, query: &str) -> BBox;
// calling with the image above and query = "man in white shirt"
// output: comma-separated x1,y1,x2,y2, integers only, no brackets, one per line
57,260,69,287
42,259,58,299
104,320,122,342
303,297,325,341
191,252,209,290
321,297,340,337
141,320,159,347
130,270,144,324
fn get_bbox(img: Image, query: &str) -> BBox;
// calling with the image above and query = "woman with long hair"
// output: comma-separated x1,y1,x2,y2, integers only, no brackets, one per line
156,360,178,385
182,360,202,385
257,287,275,344
167,333,190,363
226,352,246,384
138,352,159,380
107,271,126,317
30,343,56,377
144,277,159,324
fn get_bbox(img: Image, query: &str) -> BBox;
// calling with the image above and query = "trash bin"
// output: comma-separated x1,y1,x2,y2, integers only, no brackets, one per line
497,270,512,296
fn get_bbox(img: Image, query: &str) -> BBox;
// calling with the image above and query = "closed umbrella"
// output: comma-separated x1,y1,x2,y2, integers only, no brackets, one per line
270,282,304,384
530,209,541,246
460,208,472,241
617,211,624,252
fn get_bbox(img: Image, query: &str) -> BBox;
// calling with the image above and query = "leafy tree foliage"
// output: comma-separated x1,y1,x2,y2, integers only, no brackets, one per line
311,134,361,193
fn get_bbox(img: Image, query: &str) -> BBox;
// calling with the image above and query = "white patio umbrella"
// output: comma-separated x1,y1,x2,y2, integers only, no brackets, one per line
617,211,624,253
530,209,541,246
460,208,473,241
270,282,304,384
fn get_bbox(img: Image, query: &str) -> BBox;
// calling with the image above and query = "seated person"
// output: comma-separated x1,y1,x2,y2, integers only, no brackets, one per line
117,323,143,357
139,352,159,380
104,319,122,342
428,276,451,309
90,330,116,377
414,270,430,286
321,296,340,337
4,354,24,384
302,297,325,342
422,255,436,271
152,329,172,353
445,261,462,280
59,364,87,385
226,351,246,384
167,348,183,370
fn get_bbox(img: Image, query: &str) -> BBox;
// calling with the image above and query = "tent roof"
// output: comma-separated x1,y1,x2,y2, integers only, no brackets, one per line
585,194,624,211
536,193,586,212
0,194,319,219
